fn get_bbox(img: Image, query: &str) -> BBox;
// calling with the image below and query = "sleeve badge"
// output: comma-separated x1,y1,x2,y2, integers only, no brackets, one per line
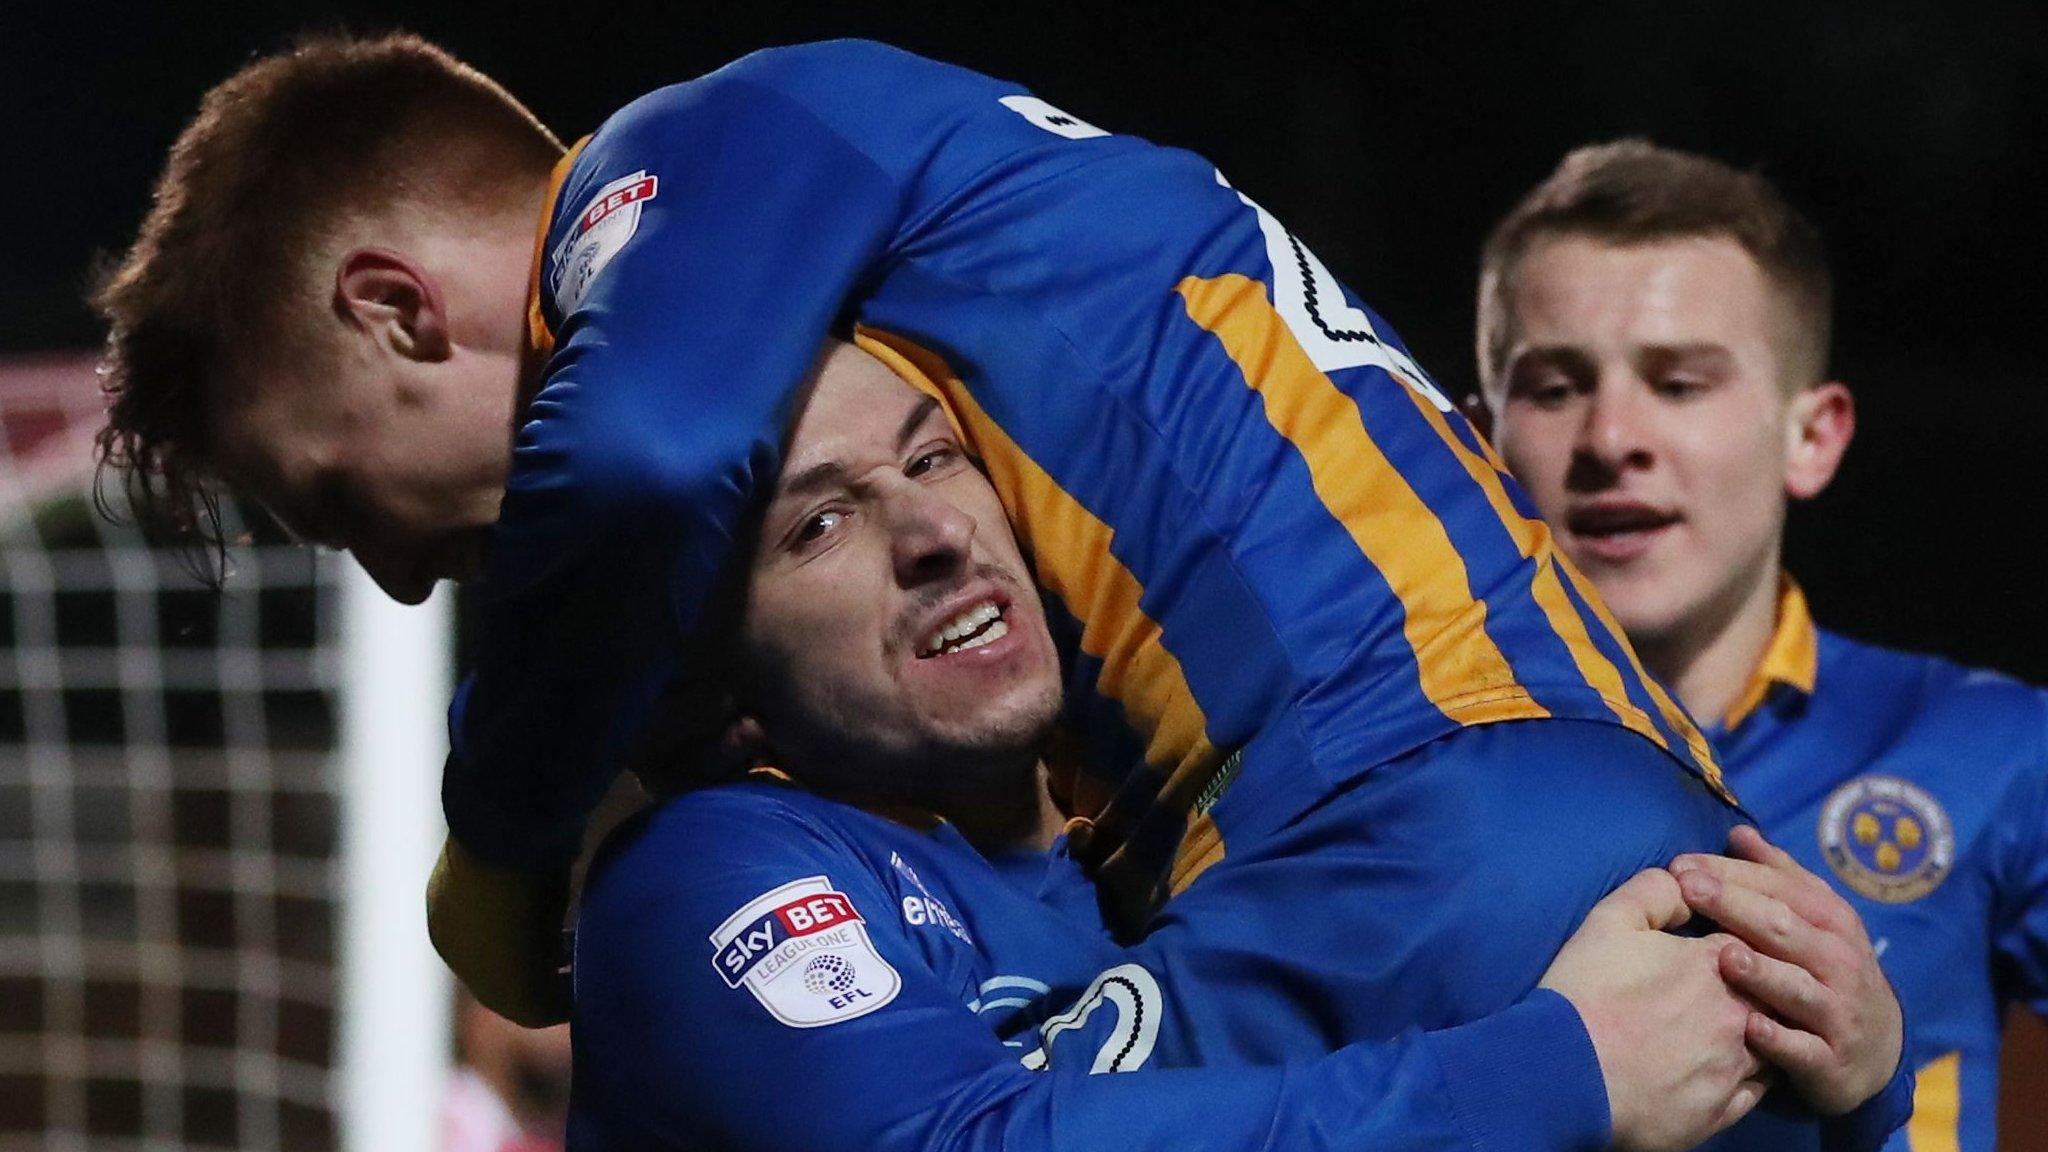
710,876,903,1028
549,169,659,316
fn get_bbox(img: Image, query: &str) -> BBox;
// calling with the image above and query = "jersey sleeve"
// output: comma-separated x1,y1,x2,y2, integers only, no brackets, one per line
1991,686,2048,1014
443,61,913,868
1819,1057,1915,1152
574,793,1611,1152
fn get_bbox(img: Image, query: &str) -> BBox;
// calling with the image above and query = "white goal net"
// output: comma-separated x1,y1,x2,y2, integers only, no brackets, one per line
0,353,453,1152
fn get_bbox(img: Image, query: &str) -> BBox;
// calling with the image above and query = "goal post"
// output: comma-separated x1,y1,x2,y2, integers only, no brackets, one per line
336,565,454,1152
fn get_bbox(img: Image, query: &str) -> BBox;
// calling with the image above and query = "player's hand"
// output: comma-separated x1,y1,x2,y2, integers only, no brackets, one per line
1540,869,1772,1152
426,837,573,1027
1669,824,1904,1116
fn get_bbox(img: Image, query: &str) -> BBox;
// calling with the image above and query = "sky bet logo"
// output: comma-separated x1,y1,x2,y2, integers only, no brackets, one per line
577,174,657,233
715,889,861,986
710,876,902,1028
549,169,659,315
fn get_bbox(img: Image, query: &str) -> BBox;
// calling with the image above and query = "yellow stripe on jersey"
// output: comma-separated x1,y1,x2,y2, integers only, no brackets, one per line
524,137,591,359
1552,547,1730,799
1447,415,1693,755
1908,1051,1961,1152
852,330,1228,825
1174,273,1546,727
1392,374,1674,756
1171,812,1226,894
1415,390,1730,799
1455,392,1727,790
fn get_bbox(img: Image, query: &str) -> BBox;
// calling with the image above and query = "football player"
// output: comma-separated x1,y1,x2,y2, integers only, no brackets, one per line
570,337,1777,1150
1477,140,2048,1151
97,37,1906,1148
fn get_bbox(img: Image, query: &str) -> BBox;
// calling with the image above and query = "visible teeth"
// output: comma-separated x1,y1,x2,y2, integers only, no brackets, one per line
948,618,1008,654
920,602,1004,657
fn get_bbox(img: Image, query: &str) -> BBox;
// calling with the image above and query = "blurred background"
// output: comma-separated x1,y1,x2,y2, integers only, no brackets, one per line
3,1,2042,1149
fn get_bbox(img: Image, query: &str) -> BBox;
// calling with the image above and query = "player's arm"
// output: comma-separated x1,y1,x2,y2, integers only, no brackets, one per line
578,794,1622,1152
425,833,572,1025
1669,827,1913,1151
443,70,910,877
430,44,1059,1024
428,67,910,1023
1990,688,2048,1016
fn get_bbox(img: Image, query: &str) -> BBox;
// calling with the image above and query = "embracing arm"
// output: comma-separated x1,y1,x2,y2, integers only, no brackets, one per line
575,796,1616,1152
1990,688,2048,1017
444,71,909,873
426,70,906,1022
1672,826,1914,1151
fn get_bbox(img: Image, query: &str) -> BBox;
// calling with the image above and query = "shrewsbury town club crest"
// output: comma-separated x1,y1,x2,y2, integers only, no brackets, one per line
1818,775,1955,903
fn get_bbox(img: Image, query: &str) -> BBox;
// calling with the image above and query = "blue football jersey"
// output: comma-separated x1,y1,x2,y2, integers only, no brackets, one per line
1708,582,2048,1152
446,39,1724,928
569,733,1909,1152
567,778,1607,1152
440,43,1915,1150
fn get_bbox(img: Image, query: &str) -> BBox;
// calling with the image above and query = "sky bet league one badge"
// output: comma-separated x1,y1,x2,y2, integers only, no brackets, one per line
711,876,903,1028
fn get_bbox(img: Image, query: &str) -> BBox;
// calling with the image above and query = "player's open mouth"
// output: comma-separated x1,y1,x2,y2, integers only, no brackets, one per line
916,600,1009,658
1567,502,1680,561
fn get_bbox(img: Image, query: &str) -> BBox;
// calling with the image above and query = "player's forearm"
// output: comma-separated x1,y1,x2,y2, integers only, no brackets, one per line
1018,991,1602,1152
614,993,1606,1152
1817,1053,1914,1152
425,836,570,1026
443,75,906,871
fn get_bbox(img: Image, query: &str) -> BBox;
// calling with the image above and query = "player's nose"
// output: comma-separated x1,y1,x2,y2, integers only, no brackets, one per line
1576,381,1654,471
884,485,975,587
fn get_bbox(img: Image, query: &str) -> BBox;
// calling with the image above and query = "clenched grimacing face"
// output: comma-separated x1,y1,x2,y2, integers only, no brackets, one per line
735,342,1064,806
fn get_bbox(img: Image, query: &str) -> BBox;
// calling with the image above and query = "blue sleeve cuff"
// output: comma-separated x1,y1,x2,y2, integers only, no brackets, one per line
1820,1051,1915,1152
1429,987,1609,1152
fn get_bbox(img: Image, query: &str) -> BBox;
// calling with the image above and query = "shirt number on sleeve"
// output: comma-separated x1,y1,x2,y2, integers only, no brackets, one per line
1028,963,1162,1073
1000,95,1111,141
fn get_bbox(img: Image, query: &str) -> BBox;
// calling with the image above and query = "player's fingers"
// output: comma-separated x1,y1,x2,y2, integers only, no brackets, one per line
1598,867,1693,931
1746,1010,1836,1080
1669,852,1788,897
1726,823,1795,865
1713,1074,1774,1134
1728,825,1864,935
1720,940,1834,1032
1670,852,1853,938
1675,868,1830,968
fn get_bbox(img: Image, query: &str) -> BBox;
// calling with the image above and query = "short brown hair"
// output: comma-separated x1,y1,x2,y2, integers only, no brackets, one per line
93,32,562,580
1477,139,1832,394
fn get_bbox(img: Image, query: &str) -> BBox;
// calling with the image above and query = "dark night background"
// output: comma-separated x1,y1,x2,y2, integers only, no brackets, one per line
9,0,2045,682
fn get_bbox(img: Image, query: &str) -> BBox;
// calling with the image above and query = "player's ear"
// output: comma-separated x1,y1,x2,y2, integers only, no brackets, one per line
724,713,772,765
334,247,451,363
1784,381,1854,500
1460,390,1496,441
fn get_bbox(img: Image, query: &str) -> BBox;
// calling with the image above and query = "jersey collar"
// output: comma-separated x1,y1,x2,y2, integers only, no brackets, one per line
524,136,592,366
1722,574,1819,731
742,766,947,832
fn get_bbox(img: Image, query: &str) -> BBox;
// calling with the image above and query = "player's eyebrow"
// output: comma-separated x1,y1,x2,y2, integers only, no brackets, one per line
1635,342,1736,376
775,460,852,502
1505,344,1597,384
896,395,941,450
773,396,946,503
